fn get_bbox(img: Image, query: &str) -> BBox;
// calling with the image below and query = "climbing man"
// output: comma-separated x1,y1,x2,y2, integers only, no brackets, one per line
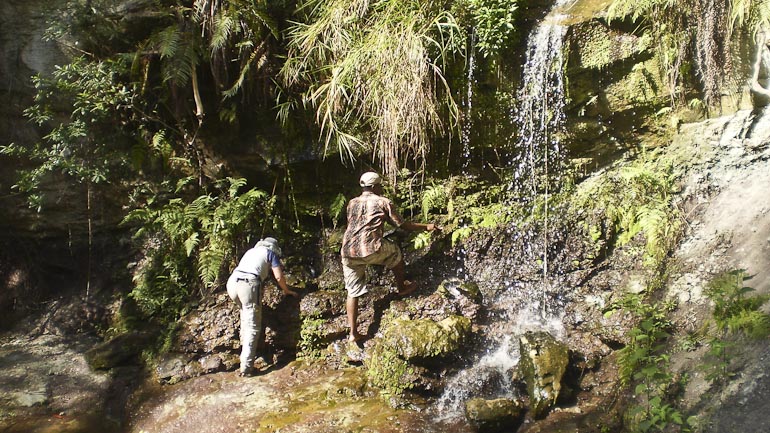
341,171,439,343
226,237,299,377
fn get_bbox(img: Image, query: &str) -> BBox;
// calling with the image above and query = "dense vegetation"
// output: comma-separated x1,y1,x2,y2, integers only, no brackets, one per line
3,1,770,431
0,0,765,325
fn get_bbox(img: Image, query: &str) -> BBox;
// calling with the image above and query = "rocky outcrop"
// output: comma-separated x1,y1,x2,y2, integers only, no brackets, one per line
380,314,472,360
518,331,569,419
464,397,525,432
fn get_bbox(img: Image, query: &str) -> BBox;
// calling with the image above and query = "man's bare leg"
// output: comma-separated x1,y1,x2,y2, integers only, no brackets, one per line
391,260,416,296
346,296,364,341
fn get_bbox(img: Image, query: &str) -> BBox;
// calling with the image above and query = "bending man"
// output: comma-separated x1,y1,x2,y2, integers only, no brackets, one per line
227,237,298,377
341,172,438,343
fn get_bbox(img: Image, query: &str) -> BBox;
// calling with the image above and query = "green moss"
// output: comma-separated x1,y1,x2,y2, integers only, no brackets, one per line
465,398,525,430
255,367,403,432
604,56,666,109
365,343,415,400
574,23,651,70
380,315,472,359
298,316,327,359
518,332,569,419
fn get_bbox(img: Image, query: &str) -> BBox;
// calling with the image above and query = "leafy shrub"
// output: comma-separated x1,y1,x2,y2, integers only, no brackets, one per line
123,177,274,320
704,269,770,339
467,0,520,58
298,316,327,359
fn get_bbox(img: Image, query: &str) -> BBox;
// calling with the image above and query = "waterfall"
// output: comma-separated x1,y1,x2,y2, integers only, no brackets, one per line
460,29,477,170
511,13,569,198
435,1,572,421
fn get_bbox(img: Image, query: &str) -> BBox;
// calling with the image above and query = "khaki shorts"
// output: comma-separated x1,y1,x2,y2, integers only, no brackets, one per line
341,239,402,298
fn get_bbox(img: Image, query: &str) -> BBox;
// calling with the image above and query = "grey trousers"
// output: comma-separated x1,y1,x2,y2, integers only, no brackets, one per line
226,274,262,372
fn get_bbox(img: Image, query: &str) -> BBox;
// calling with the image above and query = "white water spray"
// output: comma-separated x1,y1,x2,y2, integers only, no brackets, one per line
434,1,573,421
460,29,477,169
512,1,571,318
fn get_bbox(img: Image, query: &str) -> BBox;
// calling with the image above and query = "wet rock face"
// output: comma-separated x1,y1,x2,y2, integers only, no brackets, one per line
518,331,569,419
174,293,239,354
84,331,151,370
0,0,68,143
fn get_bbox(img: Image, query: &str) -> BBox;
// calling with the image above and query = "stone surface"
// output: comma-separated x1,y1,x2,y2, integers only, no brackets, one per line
518,331,569,419
381,315,472,360
84,331,150,370
464,397,525,432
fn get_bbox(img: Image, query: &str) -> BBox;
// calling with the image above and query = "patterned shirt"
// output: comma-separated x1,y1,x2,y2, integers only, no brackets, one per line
341,191,405,258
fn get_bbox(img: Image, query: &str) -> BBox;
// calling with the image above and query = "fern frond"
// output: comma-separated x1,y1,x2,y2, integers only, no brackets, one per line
329,193,347,227
155,25,181,59
198,247,226,287
226,177,248,198
251,7,280,39
184,232,200,257
186,195,214,220
211,13,236,52
421,184,448,220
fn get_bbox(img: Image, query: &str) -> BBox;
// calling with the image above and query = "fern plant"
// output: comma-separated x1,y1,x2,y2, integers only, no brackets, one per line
573,152,682,268
704,269,770,339
329,193,347,229
607,294,695,432
421,183,449,220
123,177,274,320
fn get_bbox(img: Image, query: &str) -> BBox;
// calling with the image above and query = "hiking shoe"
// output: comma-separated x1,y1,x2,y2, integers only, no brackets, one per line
238,367,257,377
253,357,270,371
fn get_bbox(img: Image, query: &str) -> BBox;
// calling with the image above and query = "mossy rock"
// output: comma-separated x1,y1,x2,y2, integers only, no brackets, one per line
437,277,482,303
364,343,418,401
380,315,472,360
569,20,651,71
518,331,569,419
464,398,525,432
85,332,151,370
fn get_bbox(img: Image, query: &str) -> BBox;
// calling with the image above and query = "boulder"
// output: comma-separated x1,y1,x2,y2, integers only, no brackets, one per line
380,315,472,360
464,397,525,432
84,331,151,370
518,331,569,418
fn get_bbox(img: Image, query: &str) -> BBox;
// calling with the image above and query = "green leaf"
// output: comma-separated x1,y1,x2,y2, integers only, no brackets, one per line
184,233,200,257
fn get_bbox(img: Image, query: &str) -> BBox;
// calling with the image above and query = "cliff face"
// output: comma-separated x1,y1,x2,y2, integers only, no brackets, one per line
0,1,66,147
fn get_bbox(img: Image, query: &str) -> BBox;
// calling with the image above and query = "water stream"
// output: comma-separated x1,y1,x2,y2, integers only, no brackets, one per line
435,0,573,420
460,29,477,171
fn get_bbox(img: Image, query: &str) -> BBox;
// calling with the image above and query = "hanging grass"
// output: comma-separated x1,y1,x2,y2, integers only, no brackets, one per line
282,0,461,181
608,0,770,108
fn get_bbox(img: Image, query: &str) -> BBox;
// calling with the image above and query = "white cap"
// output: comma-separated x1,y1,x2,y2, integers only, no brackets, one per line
256,237,282,257
359,172,382,187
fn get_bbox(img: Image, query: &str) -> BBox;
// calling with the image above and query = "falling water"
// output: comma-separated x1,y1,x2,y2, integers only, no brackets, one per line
435,0,572,421
511,15,569,197
512,0,572,319
460,29,477,170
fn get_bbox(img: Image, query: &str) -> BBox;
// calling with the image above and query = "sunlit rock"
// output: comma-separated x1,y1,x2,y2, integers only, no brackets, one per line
518,331,569,418
380,315,472,360
464,397,525,432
